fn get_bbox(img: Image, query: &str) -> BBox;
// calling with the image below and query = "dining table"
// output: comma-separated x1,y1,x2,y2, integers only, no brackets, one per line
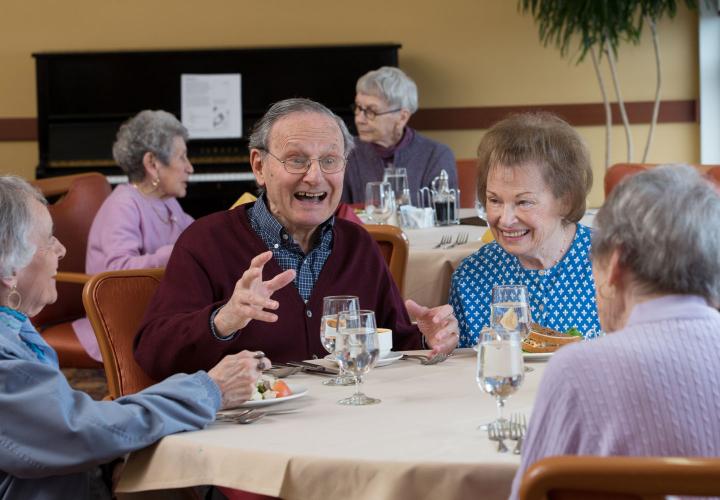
115,348,550,500
403,221,488,308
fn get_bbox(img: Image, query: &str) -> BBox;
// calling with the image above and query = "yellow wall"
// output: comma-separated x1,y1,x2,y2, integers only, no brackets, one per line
0,0,700,206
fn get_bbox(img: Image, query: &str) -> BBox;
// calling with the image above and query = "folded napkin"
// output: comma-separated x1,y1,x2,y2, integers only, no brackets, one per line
399,206,435,229
230,192,257,209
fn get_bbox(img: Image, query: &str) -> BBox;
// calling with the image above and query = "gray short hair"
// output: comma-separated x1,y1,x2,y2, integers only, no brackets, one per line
112,110,189,183
0,176,46,278
248,98,354,157
592,164,720,304
356,66,418,114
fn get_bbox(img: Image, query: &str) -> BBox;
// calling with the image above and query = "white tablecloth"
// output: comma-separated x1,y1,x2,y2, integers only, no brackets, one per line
117,349,548,500
403,224,488,308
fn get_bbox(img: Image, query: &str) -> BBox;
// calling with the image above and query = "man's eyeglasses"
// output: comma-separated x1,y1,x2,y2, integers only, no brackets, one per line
262,150,347,174
351,104,402,120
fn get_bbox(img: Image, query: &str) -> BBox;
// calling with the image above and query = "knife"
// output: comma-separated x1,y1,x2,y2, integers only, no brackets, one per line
285,360,339,375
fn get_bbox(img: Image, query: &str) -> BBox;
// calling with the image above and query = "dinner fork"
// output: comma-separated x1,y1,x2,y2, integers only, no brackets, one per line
447,232,469,249
488,423,508,453
400,353,449,365
509,413,527,455
433,235,452,249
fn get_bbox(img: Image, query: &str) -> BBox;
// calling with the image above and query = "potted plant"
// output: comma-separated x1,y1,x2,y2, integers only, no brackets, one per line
519,0,701,168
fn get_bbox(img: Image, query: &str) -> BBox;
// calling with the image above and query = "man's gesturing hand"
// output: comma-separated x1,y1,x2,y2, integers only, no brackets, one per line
213,251,296,337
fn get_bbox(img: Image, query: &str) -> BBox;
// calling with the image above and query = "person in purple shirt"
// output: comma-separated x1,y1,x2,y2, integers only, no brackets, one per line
510,165,720,498
72,110,195,361
342,66,457,204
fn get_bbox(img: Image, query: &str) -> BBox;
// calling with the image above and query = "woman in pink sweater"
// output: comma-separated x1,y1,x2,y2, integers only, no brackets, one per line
72,110,194,361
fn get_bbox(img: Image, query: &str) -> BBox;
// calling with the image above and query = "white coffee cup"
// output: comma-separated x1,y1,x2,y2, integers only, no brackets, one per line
377,328,393,357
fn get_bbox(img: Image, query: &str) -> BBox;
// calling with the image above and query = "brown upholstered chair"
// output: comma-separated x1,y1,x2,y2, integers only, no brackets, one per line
364,224,409,296
519,455,720,500
82,269,162,399
30,172,112,368
604,162,720,198
456,159,478,208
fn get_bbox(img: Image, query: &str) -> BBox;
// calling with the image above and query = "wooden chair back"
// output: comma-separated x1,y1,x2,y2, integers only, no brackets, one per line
456,159,478,208
30,172,112,368
364,224,409,296
605,163,720,197
519,455,720,500
83,269,162,398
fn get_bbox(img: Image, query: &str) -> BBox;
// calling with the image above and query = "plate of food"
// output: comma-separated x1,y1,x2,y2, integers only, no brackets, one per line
473,323,582,362
324,351,403,368
234,374,308,408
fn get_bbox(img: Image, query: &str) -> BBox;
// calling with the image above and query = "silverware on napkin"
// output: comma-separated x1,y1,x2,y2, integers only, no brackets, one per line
283,360,339,376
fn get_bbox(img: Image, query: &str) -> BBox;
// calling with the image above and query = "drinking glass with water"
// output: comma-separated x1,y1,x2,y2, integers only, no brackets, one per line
476,326,525,430
365,181,395,224
335,310,381,406
490,285,531,341
383,166,410,209
320,295,360,386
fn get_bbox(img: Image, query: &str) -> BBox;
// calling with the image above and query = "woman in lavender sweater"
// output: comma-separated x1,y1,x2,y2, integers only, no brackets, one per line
510,165,720,498
71,110,194,361
342,66,457,204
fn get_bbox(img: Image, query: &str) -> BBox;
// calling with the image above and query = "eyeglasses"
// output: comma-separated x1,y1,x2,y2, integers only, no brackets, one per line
262,150,347,174
351,104,402,120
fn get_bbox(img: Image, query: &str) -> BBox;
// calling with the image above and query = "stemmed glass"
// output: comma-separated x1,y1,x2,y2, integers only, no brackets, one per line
476,326,525,430
491,284,533,373
475,196,487,225
490,285,531,341
335,310,381,406
383,167,411,208
365,181,395,224
320,295,360,386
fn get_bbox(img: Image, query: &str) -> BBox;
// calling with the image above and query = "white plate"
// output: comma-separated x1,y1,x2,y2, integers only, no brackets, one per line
324,351,403,368
471,344,553,362
234,385,308,408
523,352,553,362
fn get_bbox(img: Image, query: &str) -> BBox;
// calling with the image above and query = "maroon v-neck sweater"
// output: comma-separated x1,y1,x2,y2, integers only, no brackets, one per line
134,204,422,380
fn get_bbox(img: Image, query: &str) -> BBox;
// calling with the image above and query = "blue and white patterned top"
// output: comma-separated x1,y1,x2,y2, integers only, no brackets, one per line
248,194,334,301
449,224,600,347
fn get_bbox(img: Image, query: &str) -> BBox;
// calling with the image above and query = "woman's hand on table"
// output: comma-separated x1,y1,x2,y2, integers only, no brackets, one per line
405,299,459,355
208,350,271,410
213,251,296,337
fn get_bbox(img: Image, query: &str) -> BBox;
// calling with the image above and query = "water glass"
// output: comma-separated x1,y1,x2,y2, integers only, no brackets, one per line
383,167,410,208
475,196,487,224
320,296,360,386
335,310,381,406
490,285,531,341
476,326,525,430
365,181,395,224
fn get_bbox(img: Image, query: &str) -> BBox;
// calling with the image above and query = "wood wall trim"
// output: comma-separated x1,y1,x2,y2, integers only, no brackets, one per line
0,118,37,141
0,99,697,141
410,100,697,130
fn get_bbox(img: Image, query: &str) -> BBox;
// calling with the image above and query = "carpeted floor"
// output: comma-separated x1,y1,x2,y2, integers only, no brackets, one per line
61,368,109,400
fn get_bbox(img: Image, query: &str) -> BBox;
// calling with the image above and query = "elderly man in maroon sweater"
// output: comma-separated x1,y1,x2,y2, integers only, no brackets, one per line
134,98,458,380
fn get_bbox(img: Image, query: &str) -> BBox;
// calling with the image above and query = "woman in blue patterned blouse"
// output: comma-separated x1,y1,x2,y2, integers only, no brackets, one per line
450,113,601,347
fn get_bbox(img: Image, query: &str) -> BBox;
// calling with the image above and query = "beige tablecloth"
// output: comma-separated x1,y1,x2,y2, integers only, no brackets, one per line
117,349,547,500
403,225,488,308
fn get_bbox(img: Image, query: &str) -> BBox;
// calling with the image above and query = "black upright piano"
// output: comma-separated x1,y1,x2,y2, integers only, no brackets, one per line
34,44,400,217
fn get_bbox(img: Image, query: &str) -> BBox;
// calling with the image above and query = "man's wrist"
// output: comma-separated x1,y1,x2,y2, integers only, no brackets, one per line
210,306,238,341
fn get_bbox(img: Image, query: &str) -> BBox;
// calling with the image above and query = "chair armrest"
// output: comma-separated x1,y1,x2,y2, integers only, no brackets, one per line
56,271,92,284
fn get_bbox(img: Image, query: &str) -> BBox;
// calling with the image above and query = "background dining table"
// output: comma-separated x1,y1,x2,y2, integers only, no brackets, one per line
115,348,549,500
403,223,488,307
